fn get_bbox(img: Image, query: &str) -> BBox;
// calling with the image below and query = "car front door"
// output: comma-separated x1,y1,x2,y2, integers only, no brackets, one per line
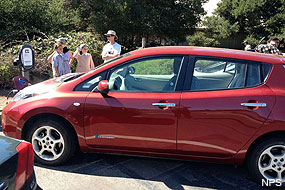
177,57,275,157
84,55,187,152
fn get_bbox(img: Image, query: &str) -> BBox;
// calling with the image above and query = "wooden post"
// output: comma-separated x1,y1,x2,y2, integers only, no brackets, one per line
142,37,146,48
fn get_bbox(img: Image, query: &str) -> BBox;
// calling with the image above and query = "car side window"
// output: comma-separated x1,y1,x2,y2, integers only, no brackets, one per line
191,58,271,91
108,56,183,92
74,71,107,91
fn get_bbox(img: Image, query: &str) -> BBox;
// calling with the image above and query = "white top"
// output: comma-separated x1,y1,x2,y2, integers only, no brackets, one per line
244,44,252,51
102,42,121,62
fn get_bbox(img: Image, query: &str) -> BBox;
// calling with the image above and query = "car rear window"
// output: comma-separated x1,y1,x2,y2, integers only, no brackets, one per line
190,58,272,91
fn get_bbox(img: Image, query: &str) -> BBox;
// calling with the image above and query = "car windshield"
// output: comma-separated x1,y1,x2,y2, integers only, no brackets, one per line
91,52,131,71
54,53,131,83
54,73,84,83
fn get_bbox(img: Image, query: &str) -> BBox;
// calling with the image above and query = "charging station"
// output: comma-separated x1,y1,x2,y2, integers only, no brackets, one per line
13,44,35,81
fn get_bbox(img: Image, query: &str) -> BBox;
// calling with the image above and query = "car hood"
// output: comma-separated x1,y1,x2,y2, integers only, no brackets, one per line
12,73,84,101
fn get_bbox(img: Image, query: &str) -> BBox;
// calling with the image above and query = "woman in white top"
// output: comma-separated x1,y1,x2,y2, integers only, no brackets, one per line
73,44,95,73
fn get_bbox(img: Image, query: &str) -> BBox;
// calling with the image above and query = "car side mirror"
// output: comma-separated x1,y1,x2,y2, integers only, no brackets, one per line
97,80,109,93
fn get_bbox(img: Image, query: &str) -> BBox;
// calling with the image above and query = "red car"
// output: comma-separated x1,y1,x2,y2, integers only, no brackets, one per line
2,46,285,186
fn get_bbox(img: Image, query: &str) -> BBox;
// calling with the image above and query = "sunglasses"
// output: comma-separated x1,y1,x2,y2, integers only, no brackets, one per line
106,35,114,38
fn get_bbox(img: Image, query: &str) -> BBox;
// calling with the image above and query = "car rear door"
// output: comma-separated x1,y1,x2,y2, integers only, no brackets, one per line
84,55,187,152
177,57,275,157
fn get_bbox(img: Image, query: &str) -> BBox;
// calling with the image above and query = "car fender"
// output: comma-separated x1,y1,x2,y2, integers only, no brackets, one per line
17,106,85,145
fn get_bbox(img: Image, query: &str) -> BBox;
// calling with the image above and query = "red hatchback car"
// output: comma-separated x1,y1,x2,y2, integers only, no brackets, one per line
2,46,285,186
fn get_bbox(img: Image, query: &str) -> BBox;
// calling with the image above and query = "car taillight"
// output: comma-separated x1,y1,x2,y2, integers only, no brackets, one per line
15,141,34,190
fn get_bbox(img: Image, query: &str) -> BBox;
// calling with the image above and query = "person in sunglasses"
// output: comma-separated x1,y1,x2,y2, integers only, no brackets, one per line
102,30,121,62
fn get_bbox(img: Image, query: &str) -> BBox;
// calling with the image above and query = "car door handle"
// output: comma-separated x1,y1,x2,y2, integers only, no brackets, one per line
152,103,176,107
241,103,267,107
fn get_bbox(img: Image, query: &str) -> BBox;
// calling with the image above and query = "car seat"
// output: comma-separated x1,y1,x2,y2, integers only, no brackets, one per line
163,58,181,91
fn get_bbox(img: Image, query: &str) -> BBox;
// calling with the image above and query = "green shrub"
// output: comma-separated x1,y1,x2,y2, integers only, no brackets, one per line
0,31,105,88
186,32,220,47
133,59,173,75
0,53,21,89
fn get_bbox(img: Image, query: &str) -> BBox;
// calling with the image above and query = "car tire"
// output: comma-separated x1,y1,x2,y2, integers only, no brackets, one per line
27,119,75,165
247,138,285,188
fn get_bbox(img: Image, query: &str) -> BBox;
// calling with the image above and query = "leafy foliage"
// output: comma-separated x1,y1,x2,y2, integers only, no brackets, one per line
0,0,75,42
0,32,105,88
187,32,220,47
133,59,174,75
195,0,285,47
66,0,207,49
0,53,21,89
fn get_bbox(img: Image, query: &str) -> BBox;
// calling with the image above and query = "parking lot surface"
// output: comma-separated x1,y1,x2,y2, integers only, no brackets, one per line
0,128,265,190
34,151,265,190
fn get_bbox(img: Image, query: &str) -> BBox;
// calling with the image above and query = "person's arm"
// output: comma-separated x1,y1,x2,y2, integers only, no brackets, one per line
102,54,119,61
73,49,80,59
48,51,56,64
101,46,108,60
69,50,74,65
118,44,121,55
54,66,60,77
101,45,119,60
90,56,95,69
52,55,60,77
102,44,120,60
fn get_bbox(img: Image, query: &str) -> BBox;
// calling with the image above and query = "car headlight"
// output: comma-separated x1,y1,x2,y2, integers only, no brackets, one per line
12,91,37,101
10,84,56,102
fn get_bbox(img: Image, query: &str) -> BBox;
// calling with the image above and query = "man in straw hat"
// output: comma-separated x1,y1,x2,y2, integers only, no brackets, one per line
102,30,121,62
243,40,251,51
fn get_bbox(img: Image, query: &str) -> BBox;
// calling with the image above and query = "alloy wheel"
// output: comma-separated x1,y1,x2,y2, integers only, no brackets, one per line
31,126,65,161
258,145,285,182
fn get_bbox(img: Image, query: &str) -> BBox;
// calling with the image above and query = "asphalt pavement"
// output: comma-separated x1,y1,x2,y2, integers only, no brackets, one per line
0,126,264,190
33,151,264,190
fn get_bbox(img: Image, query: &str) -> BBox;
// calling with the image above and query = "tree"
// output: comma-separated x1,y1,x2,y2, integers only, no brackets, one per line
66,0,207,49
186,32,220,47
0,0,74,43
199,0,285,47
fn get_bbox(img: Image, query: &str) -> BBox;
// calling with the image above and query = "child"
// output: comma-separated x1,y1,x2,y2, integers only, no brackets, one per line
52,43,64,78
73,44,94,72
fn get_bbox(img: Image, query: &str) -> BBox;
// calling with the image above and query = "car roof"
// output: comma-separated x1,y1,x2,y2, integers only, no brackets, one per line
129,46,285,64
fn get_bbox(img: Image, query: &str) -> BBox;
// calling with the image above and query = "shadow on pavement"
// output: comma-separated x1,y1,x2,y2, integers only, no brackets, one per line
35,151,264,190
